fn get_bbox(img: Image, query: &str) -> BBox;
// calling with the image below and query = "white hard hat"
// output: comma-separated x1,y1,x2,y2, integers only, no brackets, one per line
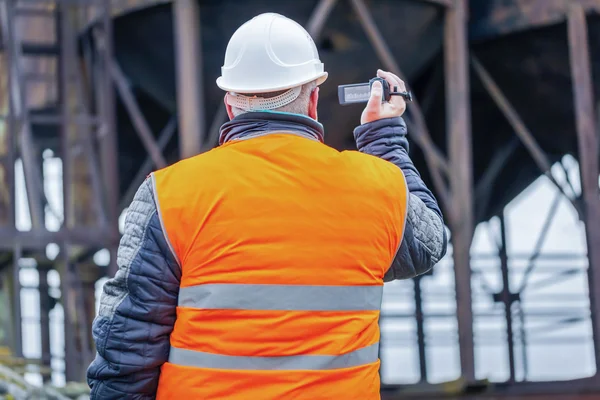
216,13,328,94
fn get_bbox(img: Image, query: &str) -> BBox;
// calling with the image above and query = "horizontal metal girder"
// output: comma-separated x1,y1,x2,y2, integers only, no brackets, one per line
0,228,113,250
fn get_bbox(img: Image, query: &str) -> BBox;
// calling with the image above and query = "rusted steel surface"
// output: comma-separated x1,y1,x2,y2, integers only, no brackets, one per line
444,0,475,383
381,376,600,398
470,55,578,208
470,0,600,42
567,3,600,373
0,54,10,228
3,0,600,394
120,117,176,211
498,213,516,383
383,394,600,400
98,1,120,277
174,0,204,159
111,61,167,168
0,0,46,230
307,0,338,38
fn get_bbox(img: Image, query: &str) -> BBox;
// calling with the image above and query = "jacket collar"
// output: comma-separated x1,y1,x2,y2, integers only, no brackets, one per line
219,111,325,145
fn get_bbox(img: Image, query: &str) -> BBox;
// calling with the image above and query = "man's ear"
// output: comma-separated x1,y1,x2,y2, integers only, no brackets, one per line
308,87,319,120
224,94,235,120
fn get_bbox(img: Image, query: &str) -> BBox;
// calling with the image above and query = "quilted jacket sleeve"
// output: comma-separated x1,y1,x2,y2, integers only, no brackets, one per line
87,177,180,399
354,117,448,280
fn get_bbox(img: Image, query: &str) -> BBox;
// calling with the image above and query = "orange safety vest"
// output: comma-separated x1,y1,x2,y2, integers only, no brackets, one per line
152,133,408,400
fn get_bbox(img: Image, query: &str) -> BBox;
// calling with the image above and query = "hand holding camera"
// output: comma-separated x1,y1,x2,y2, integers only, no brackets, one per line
337,69,411,125
361,70,409,125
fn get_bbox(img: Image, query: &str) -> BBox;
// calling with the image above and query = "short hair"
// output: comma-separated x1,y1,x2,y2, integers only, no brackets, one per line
231,80,317,117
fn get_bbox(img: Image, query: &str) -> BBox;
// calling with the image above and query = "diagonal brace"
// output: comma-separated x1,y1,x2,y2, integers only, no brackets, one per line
471,55,579,208
111,61,167,169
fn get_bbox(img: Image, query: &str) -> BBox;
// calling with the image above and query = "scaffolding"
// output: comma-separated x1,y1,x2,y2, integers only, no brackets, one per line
0,0,117,382
0,0,598,397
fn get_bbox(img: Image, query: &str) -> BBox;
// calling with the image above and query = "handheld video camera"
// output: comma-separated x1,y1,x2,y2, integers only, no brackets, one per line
338,77,413,106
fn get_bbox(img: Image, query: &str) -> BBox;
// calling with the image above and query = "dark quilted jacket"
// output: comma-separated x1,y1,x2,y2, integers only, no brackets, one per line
87,114,446,398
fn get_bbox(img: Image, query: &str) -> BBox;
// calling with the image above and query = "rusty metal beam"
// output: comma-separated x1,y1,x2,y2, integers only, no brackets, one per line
445,0,475,382
417,0,453,7
349,0,451,210
120,117,177,212
413,276,427,382
111,61,167,169
306,0,338,39
567,4,600,373
7,53,15,231
38,265,52,383
97,1,120,276
0,0,45,229
59,6,107,228
11,244,22,358
517,189,562,293
0,227,111,250
499,212,516,383
173,0,204,158
58,5,72,233
61,243,79,382
0,54,10,228
471,55,579,206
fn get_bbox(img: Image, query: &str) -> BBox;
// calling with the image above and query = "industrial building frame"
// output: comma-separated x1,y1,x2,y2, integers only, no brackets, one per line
0,0,598,397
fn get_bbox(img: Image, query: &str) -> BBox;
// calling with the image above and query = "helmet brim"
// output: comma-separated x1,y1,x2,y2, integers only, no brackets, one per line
217,72,328,94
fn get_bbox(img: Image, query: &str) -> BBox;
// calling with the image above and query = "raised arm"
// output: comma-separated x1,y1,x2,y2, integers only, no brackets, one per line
354,70,447,280
87,177,180,399
354,116,447,280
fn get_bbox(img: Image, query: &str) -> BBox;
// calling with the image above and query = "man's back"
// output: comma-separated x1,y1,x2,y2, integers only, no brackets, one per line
152,133,408,399
87,12,446,399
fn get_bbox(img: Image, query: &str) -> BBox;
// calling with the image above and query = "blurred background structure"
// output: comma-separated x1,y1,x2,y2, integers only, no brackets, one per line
0,0,599,398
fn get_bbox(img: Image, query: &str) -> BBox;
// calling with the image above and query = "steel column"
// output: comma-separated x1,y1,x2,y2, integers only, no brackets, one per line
414,276,428,382
38,265,52,383
98,0,120,277
173,0,204,159
0,53,11,229
567,4,600,373
444,0,475,382
61,3,107,229
58,5,72,231
499,213,516,383
61,244,79,382
11,245,22,358
0,0,45,229
6,50,15,233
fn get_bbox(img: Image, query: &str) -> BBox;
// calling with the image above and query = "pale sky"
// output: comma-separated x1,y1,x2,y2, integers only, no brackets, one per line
14,152,595,387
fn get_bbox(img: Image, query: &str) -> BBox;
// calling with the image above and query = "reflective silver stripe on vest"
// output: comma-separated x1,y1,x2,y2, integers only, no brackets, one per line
169,343,379,371
178,284,383,311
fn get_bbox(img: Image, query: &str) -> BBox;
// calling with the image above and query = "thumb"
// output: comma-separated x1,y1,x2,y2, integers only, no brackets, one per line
365,80,383,114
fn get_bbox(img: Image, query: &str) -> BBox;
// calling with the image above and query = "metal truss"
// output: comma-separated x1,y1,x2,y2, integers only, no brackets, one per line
0,0,118,382
0,0,599,397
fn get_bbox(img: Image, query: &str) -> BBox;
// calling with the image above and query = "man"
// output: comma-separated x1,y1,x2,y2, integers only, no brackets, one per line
87,12,446,400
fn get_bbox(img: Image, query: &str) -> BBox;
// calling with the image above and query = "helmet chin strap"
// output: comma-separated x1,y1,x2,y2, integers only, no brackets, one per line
226,86,302,111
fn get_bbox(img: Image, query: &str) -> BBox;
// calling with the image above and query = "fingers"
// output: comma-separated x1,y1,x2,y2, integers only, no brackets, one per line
377,69,406,111
365,80,383,113
377,69,406,92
